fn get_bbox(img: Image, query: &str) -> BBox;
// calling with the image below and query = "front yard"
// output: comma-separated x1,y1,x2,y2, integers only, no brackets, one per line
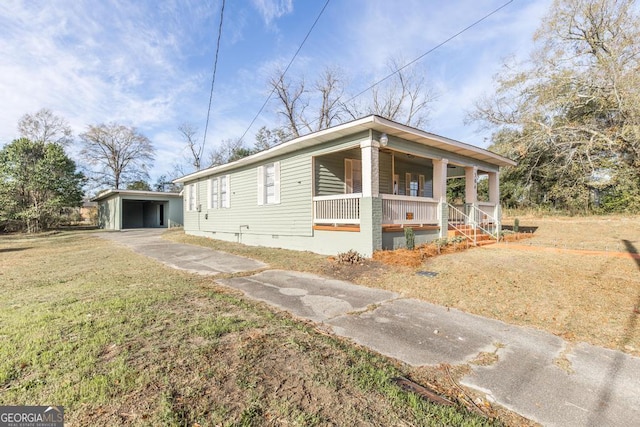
165,215,640,357
1,214,636,426
0,231,501,426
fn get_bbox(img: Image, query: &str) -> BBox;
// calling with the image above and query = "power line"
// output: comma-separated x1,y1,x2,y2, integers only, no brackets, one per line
265,0,514,138
343,0,514,107
201,0,226,163
238,0,331,144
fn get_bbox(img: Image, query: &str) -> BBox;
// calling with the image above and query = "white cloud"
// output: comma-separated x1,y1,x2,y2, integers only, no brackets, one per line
0,0,555,184
251,0,294,27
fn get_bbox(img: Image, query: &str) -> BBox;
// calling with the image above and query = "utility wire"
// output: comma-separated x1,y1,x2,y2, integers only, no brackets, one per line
201,0,226,165
238,0,331,143
256,0,513,139
342,0,514,108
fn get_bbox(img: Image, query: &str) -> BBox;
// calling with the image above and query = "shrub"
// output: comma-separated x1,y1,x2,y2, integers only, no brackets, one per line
404,227,415,250
514,218,520,233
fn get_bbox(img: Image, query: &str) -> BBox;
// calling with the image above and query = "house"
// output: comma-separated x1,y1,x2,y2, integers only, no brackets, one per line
92,189,183,230
174,115,515,256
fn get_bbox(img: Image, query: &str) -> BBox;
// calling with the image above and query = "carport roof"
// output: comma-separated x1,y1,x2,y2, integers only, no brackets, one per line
91,189,182,202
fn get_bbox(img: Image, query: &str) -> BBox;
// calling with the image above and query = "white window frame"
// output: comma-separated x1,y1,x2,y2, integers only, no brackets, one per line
187,183,198,211
257,162,281,205
220,175,230,208
404,173,426,197
345,158,362,194
208,178,219,209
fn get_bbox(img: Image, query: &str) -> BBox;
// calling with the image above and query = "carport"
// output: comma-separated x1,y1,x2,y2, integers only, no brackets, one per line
92,189,183,230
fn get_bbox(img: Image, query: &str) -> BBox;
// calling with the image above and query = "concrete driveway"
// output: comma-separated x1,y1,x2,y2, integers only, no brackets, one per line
96,229,266,274
96,229,640,427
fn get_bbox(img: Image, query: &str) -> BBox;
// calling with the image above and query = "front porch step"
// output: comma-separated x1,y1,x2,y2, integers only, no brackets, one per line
447,226,497,246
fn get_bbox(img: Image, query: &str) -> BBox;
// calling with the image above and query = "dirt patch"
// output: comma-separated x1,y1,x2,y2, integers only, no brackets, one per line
322,257,389,281
373,242,471,267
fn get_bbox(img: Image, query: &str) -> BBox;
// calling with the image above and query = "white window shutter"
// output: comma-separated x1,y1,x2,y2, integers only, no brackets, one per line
405,173,411,196
273,161,281,204
257,166,265,205
207,179,212,209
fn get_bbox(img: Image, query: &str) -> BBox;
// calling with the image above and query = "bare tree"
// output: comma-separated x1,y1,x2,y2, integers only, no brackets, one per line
178,122,203,171
269,61,435,136
343,57,436,128
254,126,288,152
270,70,307,138
79,123,155,189
18,108,73,146
208,138,252,167
307,67,345,131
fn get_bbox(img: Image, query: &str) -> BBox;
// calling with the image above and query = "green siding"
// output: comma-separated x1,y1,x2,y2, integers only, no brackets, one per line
393,158,434,197
314,148,360,196
181,128,498,256
98,196,119,230
379,151,393,194
184,132,370,239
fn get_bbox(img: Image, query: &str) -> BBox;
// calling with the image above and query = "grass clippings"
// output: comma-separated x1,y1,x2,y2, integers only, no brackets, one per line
0,231,498,426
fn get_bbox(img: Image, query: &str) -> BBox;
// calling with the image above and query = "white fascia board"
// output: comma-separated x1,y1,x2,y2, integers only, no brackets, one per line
173,115,515,184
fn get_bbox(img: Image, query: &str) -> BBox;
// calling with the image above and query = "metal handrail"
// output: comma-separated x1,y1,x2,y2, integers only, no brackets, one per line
447,204,477,245
447,203,499,245
469,204,499,240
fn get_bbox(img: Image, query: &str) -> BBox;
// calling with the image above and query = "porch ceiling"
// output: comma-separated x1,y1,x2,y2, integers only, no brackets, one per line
367,117,516,167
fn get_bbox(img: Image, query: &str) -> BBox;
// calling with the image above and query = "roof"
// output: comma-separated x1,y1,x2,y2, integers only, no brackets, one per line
91,189,182,202
174,115,516,183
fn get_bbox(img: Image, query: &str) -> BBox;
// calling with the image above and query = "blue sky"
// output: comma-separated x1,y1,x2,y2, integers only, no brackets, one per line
0,0,552,184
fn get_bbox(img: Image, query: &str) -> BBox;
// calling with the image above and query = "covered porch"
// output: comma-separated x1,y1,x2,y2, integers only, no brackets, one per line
311,133,503,249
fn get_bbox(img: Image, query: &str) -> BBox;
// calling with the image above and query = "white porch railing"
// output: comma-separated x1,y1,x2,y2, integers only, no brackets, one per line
477,202,497,225
313,194,361,224
447,202,500,245
381,194,439,225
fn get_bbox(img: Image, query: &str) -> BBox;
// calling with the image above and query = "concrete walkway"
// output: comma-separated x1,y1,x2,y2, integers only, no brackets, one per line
97,229,267,274
96,230,640,427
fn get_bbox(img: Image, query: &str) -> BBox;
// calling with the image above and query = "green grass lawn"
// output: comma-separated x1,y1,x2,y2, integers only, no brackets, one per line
0,231,500,426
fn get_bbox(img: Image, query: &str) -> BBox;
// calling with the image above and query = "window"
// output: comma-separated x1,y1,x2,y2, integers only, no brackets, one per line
257,162,280,205
187,183,198,211
208,178,218,209
405,173,426,197
207,176,229,209
345,159,362,194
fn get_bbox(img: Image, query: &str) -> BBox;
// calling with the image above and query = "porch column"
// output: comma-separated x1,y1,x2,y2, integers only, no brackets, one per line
488,171,499,204
360,139,380,197
489,171,501,235
465,166,478,226
434,158,449,238
432,158,448,200
360,138,382,254
464,166,478,204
